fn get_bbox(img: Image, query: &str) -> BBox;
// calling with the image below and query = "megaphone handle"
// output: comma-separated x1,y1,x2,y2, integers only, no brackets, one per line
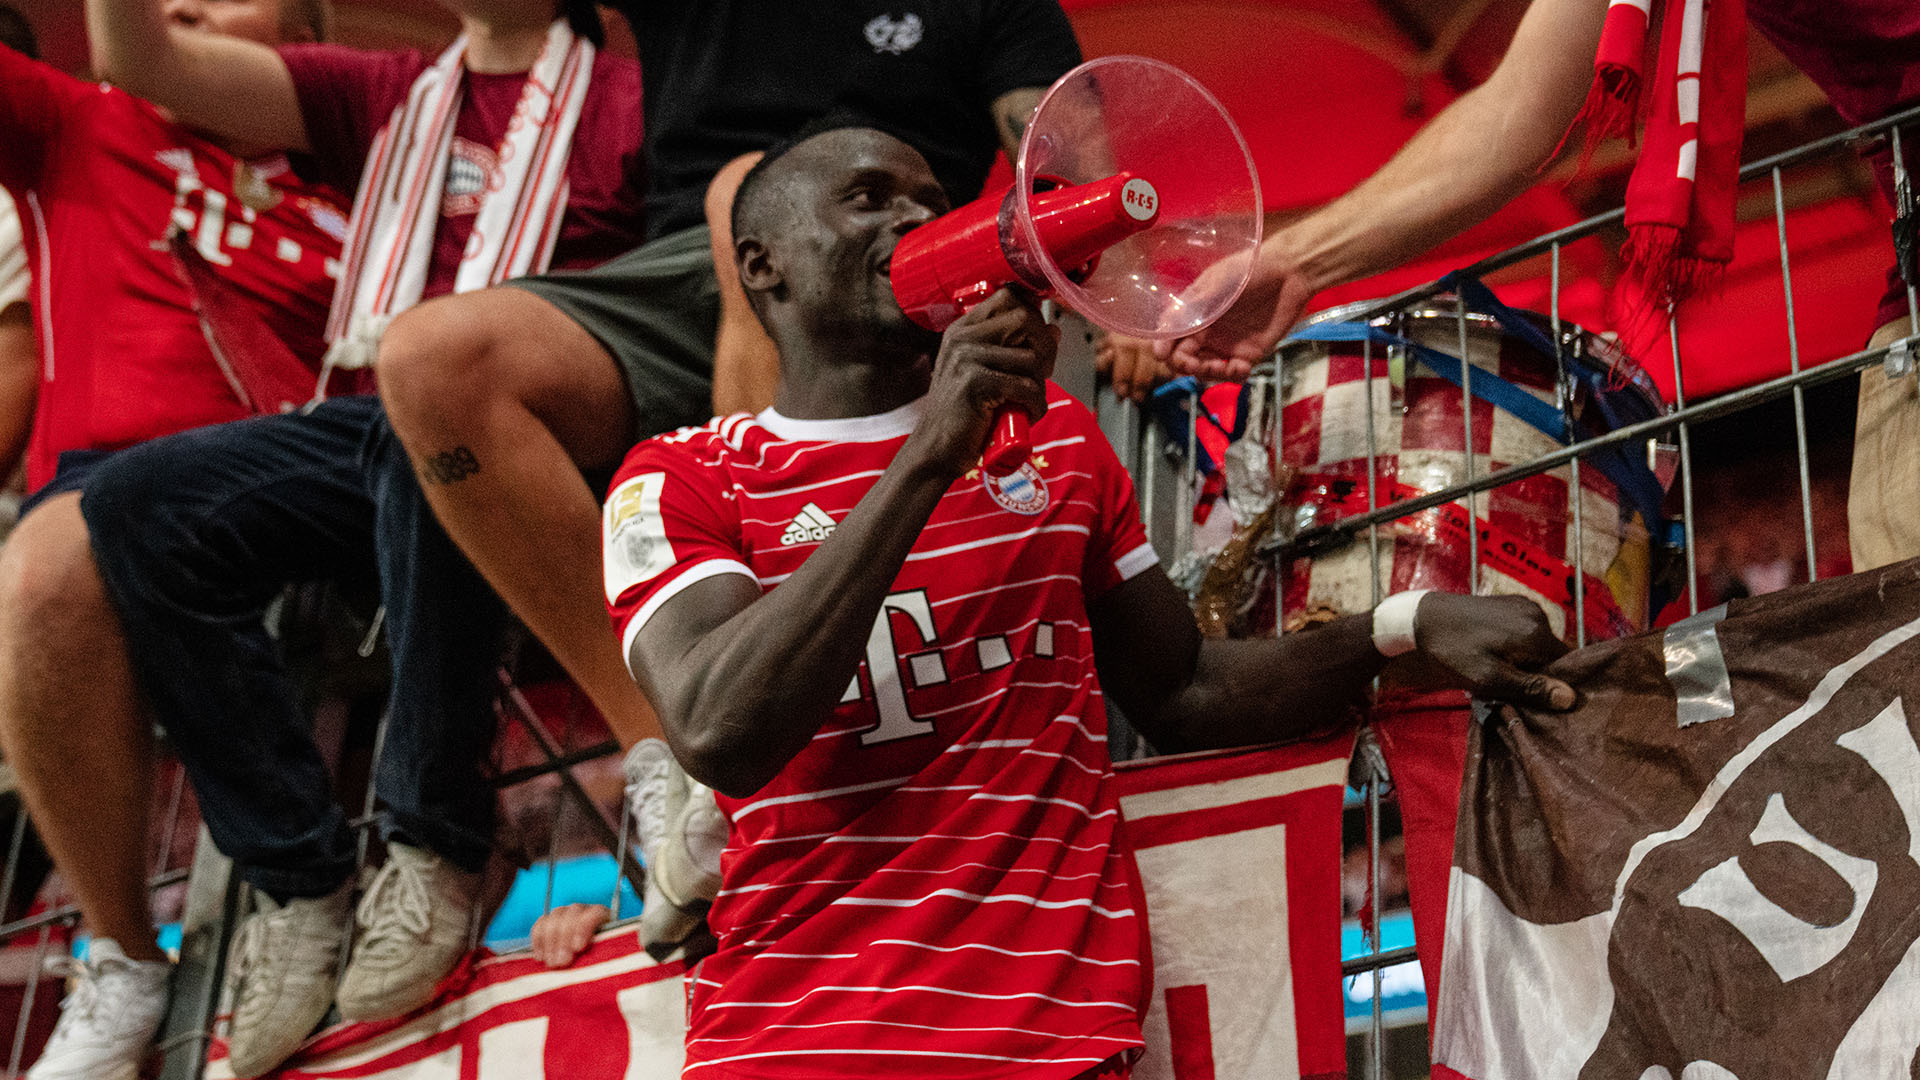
982,409,1031,477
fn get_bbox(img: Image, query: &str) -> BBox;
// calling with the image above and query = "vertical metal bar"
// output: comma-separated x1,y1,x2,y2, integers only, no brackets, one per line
609,790,631,920
1668,311,1701,614
1141,420,1158,550
1177,383,1197,561
1365,334,1382,607
8,922,54,1079
1272,349,1288,638
341,710,391,980
1457,293,1479,594
543,784,564,916
1366,750,1384,1080
0,807,28,919
1553,244,1588,646
1772,167,1818,583
154,764,188,875
1896,126,1920,334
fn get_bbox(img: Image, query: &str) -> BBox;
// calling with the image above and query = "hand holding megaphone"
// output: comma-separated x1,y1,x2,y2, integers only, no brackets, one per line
888,55,1263,477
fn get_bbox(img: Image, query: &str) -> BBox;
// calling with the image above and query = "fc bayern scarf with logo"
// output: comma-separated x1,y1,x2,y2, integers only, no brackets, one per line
1564,0,1748,309
319,19,593,383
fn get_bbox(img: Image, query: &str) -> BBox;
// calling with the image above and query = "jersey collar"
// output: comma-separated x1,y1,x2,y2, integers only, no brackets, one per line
757,396,926,442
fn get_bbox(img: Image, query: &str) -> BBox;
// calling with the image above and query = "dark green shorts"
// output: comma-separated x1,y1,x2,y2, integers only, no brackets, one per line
506,224,719,444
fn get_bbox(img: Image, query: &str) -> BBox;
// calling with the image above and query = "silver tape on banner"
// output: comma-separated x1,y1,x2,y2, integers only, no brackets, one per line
1665,604,1735,728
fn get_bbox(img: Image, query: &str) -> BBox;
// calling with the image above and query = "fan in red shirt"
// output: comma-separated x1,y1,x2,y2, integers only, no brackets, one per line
603,123,1582,1080
0,0,345,494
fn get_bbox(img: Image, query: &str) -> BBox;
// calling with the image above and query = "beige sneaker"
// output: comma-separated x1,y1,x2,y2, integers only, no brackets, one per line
334,843,479,1022
224,884,352,1078
625,740,726,957
27,939,170,1080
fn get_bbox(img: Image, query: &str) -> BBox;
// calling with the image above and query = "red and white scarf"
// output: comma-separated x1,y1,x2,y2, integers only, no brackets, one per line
319,20,594,380
1566,0,1748,309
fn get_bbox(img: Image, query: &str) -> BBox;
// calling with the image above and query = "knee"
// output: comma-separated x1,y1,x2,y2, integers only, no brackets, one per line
0,497,109,644
378,292,524,428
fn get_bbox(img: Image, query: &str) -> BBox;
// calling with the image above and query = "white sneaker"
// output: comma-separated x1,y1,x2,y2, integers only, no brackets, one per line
624,740,725,956
335,843,479,1023
27,938,169,1080
224,884,352,1078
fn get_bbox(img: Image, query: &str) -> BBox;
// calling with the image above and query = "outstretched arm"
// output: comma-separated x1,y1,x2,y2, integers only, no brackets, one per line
1093,571,1573,753
86,0,309,152
628,291,1058,798
1164,0,1607,378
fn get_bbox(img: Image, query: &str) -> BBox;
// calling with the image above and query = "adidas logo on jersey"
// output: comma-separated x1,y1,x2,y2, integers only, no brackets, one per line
781,503,838,546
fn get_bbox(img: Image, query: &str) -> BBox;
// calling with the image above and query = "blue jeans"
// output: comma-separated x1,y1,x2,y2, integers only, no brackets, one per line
81,396,508,898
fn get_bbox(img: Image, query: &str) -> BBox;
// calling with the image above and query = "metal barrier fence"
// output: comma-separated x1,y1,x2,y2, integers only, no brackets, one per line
0,101,1912,1079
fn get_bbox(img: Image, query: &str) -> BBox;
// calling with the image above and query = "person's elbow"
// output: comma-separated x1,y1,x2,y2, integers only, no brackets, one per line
671,719,784,800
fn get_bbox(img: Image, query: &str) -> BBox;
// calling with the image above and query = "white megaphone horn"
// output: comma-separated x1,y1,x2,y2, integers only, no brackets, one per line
889,55,1263,476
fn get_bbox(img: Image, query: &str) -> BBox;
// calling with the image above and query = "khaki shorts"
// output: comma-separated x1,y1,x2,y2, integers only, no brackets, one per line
507,224,720,444
1849,316,1920,571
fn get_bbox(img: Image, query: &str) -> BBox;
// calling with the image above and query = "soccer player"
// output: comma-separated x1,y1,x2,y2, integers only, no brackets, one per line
603,124,1576,1078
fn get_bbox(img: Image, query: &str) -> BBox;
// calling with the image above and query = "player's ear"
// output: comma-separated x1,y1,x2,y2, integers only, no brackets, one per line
736,236,784,301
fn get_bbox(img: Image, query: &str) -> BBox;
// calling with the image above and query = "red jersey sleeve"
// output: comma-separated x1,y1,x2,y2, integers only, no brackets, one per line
1073,403,1158,599
0,48,92,191
277,43,429,196
602,429,757,673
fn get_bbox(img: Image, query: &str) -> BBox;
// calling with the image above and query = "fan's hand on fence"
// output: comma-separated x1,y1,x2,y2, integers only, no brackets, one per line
530,903,611,968
1407,592,1576,710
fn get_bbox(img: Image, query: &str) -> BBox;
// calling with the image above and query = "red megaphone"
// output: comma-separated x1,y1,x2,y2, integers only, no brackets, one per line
890,171,1161,476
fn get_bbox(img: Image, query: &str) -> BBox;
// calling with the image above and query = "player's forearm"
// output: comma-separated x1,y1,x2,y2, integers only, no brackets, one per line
664,450,958,797
1147,616,1384,752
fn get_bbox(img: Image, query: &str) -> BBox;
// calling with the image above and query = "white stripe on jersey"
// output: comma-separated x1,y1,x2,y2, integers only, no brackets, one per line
731,774,915,819
965,792,1116,819
829,888,1135,919
904,522,1091,563
931,573,1081,608
685,1047,1119,1073
734,468,886,500
701,983,1138,1011
867,939,1143,965
720,862,1107,899
688,1016,1142,1046
1030,435,1087,452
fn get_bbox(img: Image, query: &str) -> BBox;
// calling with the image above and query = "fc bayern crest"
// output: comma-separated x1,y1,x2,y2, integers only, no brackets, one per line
983,462,1049,515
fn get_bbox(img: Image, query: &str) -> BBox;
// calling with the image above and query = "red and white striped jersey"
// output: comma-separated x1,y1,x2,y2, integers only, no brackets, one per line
604,384,1158,1079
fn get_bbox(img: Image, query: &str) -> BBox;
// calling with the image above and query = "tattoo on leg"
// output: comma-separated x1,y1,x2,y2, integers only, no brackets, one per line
420,446,482,485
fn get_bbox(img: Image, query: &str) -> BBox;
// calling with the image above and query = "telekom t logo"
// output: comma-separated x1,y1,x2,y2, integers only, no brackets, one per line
843,590,943,746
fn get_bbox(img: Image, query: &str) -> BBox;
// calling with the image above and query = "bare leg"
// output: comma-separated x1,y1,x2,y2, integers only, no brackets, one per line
0,493,161,960
378,290,666,747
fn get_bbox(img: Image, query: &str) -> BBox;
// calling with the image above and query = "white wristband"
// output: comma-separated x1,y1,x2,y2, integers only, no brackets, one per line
1371,590,1431,657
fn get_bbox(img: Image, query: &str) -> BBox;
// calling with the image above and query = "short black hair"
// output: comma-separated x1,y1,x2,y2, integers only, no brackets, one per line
729,111,918,246
0,3,38,59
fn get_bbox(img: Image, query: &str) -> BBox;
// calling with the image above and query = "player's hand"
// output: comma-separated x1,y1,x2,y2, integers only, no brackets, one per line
1095,330,1170,402
1402,592,1576,710
1156,238,1317,383
530,903,611,968
907,288,1058,478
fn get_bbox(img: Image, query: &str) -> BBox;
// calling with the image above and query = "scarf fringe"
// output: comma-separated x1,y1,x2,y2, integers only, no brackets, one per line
1547,67,1641,173
1621,223,1726,310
